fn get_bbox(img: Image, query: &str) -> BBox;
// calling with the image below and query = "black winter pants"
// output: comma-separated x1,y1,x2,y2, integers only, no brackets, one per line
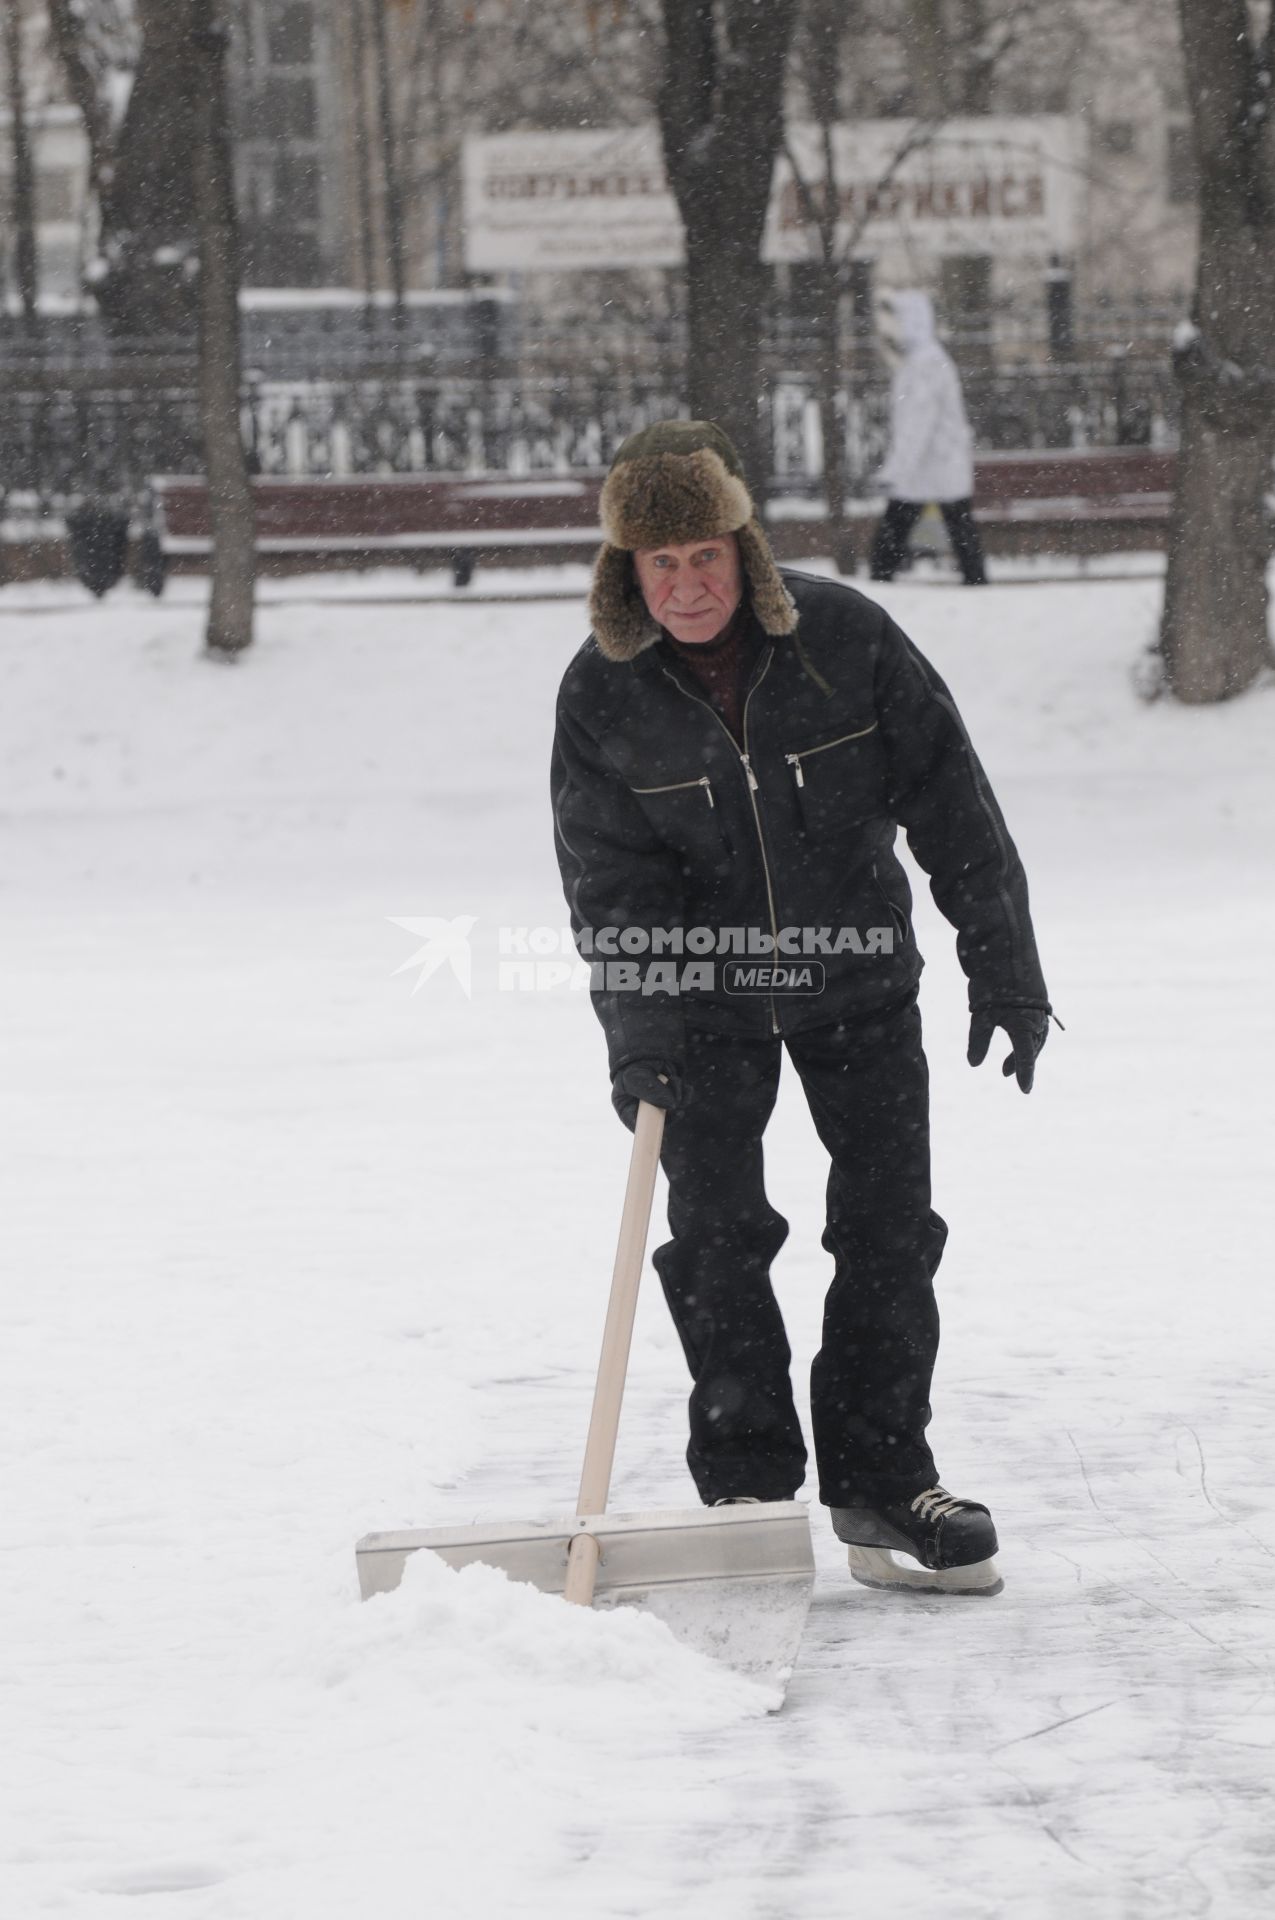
870,497,987,585
652,993,947,1508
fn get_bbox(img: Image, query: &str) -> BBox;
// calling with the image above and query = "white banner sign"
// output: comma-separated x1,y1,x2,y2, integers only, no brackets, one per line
766,117,1085,262
462,127,683,272
463,118,1084,273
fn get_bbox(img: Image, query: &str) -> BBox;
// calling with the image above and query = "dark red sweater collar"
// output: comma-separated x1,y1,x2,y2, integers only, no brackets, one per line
660,601,763,742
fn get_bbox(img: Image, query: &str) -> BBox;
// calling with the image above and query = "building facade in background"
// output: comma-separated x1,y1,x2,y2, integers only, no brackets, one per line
792,0,1197,350
2,0,1197,364
330,0,1198,366
0,0,89,307
230,0,347,288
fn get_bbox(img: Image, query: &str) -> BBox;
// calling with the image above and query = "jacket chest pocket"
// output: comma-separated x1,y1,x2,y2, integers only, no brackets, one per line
784,723,883,840
631,773,717,811
628,773,731,864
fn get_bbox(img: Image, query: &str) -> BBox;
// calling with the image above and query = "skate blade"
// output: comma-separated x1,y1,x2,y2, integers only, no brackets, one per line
847,1545,1003,1596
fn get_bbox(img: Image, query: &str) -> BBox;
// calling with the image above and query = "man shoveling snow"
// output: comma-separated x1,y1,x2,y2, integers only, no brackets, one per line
551,419,1053,1595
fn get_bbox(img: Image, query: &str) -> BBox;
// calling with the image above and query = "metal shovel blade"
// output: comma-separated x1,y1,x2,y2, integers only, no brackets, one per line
356,1499,814,1697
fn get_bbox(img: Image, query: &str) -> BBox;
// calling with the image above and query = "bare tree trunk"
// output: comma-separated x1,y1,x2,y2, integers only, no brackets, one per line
370,0,408,327
684,246,769,479
902,0,952,118
1162,348,1271,701
959,0,995,114
795,1,853,574
1160,0,1275,703
657,0,799,490
3,0,40,332
812,256,855,571
785,133,853,572
903,0,1028,116
189,0,255,657
46,0,114,197
110,0,201,336
350,0,379,324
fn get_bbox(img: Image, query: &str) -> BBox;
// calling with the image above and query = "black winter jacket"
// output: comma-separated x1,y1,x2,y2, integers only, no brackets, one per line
551,569,1048,1078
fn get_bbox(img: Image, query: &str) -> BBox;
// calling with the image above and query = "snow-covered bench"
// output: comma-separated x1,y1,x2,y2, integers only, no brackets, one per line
967,448,1176,554
149,473,606,587
146,449,1181,587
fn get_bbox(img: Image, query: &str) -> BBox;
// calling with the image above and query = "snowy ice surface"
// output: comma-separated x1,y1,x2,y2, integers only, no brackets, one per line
1,569,1273,1918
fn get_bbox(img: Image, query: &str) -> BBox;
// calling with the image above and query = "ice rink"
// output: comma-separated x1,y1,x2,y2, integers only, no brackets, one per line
2,567,1272,1917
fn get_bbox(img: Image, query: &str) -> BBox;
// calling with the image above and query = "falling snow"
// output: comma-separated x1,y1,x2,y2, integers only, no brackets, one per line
1,566,1272,1916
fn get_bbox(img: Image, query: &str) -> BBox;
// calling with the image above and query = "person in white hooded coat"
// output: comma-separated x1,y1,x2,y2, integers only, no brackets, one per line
870,290,987,585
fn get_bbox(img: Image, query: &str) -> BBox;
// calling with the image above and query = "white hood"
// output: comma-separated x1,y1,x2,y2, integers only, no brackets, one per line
889,289,938,354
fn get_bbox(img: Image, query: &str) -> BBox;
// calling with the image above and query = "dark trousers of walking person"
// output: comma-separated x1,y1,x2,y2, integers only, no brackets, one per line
870,497,987,585
651,991,947,1509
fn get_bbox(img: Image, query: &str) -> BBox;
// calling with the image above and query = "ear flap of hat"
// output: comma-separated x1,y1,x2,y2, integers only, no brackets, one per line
737,518,798,637
588,542,660,662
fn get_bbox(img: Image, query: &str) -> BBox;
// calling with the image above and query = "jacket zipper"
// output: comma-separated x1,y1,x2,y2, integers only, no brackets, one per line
784,722,878,789
631,774,715,809
659,652,783,1036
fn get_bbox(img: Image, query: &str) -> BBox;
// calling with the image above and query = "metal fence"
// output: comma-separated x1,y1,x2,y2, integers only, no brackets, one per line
1,356,1178,514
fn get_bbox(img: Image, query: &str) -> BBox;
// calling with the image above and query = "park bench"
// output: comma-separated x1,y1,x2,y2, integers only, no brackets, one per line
965,447,1176,555
149,472,606,586
146,447,1179,587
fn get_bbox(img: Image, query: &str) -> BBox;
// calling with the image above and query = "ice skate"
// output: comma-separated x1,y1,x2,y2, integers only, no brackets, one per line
830,1486,1002,1595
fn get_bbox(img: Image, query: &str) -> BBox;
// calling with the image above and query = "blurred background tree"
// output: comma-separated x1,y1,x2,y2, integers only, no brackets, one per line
1159,0,1275,702
655,0,799,487
3,0,41,331
47,0,204,337
187,0,256,656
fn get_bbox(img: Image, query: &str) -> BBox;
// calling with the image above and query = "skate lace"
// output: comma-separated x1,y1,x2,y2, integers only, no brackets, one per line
910,1486,968,1523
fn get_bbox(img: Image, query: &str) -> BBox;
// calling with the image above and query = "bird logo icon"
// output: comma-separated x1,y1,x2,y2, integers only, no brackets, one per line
388,915,477,997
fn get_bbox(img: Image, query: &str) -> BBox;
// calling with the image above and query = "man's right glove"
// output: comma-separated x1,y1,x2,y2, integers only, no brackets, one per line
610,1062,683,1132
967,1004,1051,1094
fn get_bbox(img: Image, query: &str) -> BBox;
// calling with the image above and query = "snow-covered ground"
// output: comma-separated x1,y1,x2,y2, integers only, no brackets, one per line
2,567,1273,1918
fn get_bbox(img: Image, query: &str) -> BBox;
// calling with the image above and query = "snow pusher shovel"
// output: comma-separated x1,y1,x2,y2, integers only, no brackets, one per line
355,1100,814,1699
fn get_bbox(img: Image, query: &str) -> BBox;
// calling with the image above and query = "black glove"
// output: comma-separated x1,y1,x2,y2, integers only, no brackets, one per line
967,1005,1050,1094
611,1062,683,1131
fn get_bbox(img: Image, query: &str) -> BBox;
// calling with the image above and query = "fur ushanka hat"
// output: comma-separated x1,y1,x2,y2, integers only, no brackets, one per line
588,419,798,661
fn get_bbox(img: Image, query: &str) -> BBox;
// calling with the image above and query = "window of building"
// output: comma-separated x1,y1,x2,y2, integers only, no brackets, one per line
36,169,77,224
1099,122,1137,157
264,76,317,139
940,254,992,326
270,225,323,286
0,170,76,227
877,86,915,118
241,207,323,288
40,242,81,295
1167,124,1197,204
268,3,315,67
1036,80,1072,114
275,154,321,226
243,156,277,221
787,262,823,316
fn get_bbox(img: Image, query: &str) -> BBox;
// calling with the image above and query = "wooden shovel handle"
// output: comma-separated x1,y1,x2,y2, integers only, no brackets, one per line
563,1098,666,1607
